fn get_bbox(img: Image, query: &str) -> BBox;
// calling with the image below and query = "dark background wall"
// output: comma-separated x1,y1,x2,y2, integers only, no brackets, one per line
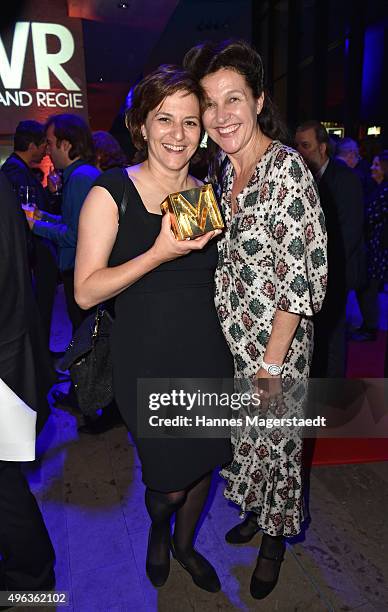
1,0,387,150
82,0,386,148
253,0,387,145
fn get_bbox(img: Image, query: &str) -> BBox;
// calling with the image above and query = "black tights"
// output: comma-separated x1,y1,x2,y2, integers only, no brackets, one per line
145,472,212,565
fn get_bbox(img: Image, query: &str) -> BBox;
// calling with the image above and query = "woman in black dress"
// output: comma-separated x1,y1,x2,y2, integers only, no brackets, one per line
74,66,233,592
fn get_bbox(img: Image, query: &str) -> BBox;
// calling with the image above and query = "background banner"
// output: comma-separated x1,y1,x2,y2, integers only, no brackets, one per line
0,0,88,134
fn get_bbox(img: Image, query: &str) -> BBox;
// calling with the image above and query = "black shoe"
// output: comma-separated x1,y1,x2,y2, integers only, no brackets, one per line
146,525,170,588
250,534,285,600
170,536,220,593
225,513,260,544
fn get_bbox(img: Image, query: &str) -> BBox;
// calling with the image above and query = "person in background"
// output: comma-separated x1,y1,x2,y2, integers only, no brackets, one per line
335,137,361,170
371,153,387,184
25,117,123,433
31,166,44,184
1,121,58,345
352,151,388,341
27,114,100,334
295,121,365,377
92,131,128,171
184,40,327,600
336,136,377,207
0,171,55,593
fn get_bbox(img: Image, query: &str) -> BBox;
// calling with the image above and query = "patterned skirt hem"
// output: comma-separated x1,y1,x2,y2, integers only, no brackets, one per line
219,467,304,538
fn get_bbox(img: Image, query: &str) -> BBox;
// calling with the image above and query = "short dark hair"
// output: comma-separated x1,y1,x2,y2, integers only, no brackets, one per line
45,113,95,162
126,65,203,155
295,120,334,156
183,39,288,143
296,120,330,147
14,120,45,151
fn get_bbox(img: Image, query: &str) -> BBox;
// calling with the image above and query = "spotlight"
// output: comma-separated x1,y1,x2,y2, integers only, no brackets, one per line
117,2,129,8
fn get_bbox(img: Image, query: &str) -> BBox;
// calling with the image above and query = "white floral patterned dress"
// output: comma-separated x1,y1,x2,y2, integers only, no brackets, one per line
215,140,327,536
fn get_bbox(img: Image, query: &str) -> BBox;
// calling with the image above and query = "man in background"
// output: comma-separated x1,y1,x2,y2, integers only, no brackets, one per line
335,136,376,200
1,121,58,344
26,114,100,413
0,171,55,594
29,113,100,333
295,121,366,377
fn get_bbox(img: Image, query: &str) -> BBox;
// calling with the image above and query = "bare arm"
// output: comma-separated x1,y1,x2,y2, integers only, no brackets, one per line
75,186,219,309
256,309,300,378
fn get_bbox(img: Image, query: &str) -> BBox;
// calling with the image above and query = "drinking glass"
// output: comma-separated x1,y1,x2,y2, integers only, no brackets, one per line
47,166,62,195
19,186,36,219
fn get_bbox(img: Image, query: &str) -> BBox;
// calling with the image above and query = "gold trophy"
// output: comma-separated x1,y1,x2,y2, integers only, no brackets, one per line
160,184,224,240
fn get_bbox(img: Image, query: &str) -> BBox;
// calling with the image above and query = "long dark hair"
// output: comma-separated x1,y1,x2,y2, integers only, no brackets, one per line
183,39,289,185
92,131,128,170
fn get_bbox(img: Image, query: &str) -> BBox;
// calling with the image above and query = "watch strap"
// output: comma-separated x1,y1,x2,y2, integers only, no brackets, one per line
261,359,283,375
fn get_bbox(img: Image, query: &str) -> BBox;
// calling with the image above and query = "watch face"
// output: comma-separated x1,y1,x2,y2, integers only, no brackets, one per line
268,364,281,376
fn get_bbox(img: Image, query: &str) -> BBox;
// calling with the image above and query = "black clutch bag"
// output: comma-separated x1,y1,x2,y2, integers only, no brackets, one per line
59,168,130,415
60,308,114,415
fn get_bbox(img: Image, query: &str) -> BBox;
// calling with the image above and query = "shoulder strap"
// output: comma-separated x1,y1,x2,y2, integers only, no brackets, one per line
119,167,130,222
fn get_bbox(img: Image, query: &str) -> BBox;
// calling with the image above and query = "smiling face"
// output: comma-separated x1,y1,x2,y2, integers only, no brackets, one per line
200,68,263,157
141,90,201,172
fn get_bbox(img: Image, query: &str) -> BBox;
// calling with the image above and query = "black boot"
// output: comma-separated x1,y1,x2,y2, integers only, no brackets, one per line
250,533,285,599
225,512,260,544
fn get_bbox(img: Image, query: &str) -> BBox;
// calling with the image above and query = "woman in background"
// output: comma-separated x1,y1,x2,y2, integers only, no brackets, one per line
92,131,128,172
355,151,388,340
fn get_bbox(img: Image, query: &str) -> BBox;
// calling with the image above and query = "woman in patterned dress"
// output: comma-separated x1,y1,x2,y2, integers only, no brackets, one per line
184,40,327,599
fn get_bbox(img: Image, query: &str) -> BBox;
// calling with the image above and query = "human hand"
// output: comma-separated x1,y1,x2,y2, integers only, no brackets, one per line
25,214,35,229
33,207,43,220
253,367,283,410
47,166,62,193
150,211,222,264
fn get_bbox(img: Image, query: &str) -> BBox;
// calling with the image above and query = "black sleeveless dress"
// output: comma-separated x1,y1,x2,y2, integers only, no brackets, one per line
93,168,233,492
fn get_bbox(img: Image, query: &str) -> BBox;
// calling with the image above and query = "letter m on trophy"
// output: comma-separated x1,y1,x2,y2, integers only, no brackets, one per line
160,184,224,240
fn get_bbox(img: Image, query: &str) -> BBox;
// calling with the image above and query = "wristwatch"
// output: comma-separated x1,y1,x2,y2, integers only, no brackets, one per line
261,359,283,376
